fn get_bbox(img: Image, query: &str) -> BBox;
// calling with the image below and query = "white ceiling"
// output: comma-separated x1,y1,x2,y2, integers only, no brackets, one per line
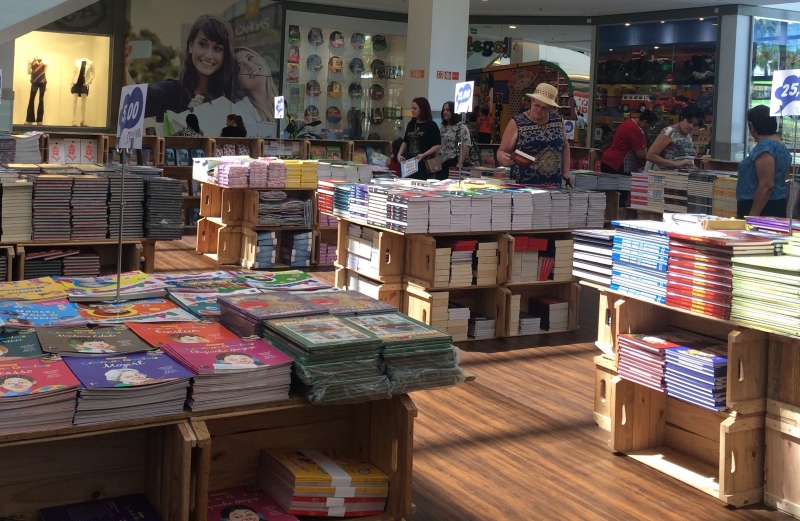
292,0,800,17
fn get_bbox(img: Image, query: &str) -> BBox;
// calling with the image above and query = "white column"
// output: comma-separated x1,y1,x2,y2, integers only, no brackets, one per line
714,14,751,161
404,0,470,114
0,41,14,130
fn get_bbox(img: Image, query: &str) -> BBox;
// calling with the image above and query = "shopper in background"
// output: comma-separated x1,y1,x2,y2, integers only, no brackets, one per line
477,108,495,143
437,101,472,179
497,83,574,187
601,110,659,175
174,114,204,137
645,105,705,170
387,138,404,176
220,114,247,137
398,97,441,180
736,105,791,218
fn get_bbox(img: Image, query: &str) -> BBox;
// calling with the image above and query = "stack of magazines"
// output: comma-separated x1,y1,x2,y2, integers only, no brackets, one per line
258,192,313,227
218,292,327,337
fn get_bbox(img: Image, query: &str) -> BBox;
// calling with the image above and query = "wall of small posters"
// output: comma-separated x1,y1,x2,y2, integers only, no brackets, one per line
284,12,407,141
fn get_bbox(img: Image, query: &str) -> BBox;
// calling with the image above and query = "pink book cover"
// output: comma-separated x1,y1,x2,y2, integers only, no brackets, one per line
163,338,293,374
0,356,80,398
207,486,299,521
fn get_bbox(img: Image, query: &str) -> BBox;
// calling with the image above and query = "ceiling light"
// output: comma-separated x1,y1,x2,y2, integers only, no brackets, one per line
609,48,613,51
699,17,704,21
509,25,516,29
661,21,665,24
654,46,659,49
625,23,631,26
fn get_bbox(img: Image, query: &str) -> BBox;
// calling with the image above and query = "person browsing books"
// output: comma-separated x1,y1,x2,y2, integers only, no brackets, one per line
173,113,204,137
220,114,247,137
645,105,705,170
736,105,791,218
600,110,659,207
397,97,441,179
497,83,574,187
437,101,472,179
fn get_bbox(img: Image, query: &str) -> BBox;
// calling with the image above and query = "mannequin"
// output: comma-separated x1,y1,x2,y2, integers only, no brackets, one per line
70,58,95,126
26,56,47,125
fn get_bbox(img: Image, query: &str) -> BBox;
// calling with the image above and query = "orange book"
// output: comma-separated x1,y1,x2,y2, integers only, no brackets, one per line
125,320,240,347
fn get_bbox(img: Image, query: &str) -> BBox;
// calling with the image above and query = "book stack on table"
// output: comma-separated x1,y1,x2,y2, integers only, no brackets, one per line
0,178,33,242
144,177,183,240
450,193,472,233
218,292,327,337
529,296,568,331
610,220,675,304
568,190,589,228
550,191,570,229
511,190,533,230
446,301,470,342
490,190,511,231
665,340,728,411
253,231,277,269
70,175,108,240
630,171,648,210
572,229,614,286
468,315,496,339
531,191,552,230
731,255,800,336
473,241,498,286
443,239,477,287
258,449,389,517
31,174,73,241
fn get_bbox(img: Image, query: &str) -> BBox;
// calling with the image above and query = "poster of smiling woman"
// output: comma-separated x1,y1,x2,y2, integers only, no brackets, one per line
125,0,282,137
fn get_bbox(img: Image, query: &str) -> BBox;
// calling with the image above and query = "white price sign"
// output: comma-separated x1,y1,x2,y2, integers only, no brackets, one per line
770,69,800,116
573,92,589,116
117,83,148,150
564,120,575,140
454,81,474,114
274,95,285,120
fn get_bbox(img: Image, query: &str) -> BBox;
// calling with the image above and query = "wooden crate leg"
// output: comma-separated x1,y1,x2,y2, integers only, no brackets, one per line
190,421,212,521
142,240,156,273
719,414,765,507
161,421,194,521
609,376,665,453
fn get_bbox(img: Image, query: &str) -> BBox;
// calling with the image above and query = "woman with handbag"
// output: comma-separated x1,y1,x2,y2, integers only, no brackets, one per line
437,101,472,180
398,97,441,180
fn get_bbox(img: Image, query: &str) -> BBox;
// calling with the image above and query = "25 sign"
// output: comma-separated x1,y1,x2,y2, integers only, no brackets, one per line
770,69,800,116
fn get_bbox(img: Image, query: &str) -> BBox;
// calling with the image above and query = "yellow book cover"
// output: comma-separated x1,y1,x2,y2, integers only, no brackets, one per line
293,485,389,495
264,449,389,484
0,277,68,301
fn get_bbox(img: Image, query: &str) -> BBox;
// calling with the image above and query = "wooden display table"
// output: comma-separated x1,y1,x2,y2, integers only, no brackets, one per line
14,239,156,277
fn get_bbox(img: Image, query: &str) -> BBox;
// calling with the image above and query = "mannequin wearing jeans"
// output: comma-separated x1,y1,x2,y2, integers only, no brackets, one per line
26,56,47,124
71,58,95,126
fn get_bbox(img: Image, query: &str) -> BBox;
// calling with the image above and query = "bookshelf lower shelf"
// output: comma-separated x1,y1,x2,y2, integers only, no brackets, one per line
625,446,720,499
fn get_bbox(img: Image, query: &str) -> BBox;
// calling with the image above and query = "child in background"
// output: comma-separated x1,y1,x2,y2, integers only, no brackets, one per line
387,138,403,176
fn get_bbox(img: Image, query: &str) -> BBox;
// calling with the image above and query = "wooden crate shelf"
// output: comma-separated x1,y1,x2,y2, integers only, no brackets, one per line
336,266,403,309
42,132,108,164
107,135,165,166
263,138,310,159
15,240,144,279
340,222,405,283
764,400,800,517
211,137,263,158
188,395,416,521
196,218,243,265
594,355,617,432
502,282,580,337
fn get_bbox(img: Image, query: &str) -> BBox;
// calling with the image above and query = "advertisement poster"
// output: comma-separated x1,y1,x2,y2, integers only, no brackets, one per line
128,0,282,137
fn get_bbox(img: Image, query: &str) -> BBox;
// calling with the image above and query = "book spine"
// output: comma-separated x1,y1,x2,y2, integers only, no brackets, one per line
610,283,666,304
613,237,670,255
612,253,669,271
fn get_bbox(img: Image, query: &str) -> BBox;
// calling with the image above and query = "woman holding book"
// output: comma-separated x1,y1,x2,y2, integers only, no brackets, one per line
735,105,791,218
644,104,705,170
398,98,441,180
437,101,472,179
497,83,574,187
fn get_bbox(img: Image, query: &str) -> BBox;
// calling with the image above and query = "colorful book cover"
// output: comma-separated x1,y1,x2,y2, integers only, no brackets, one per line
169,288,262,318
0,299,86,328
125,321,240,348
310,145,327,160
64,350,194,388
292,290,396,315
265,315,378,348
150,271,252,293
325,146,342,160
0,330,45,360
0,277,68,302
56,271,168,299
218,293,328,321
163,338,293,374
344,313,451,343
75,299,198,324
262,449,389,484
0,356,80,398
37,326,153,356
208,486,299,521
39,494,161,521
235,270,332,291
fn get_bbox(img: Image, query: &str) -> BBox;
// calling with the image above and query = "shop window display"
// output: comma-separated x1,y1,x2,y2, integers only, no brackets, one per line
283,23,406,140
594,19,717,151
13,31,110,128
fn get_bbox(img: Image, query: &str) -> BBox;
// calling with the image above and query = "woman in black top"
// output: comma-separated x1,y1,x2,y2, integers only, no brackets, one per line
398,97,441,180
220,114,247,137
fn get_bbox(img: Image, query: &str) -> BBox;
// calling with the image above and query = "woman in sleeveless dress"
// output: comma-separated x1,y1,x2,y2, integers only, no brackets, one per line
497,83,574,187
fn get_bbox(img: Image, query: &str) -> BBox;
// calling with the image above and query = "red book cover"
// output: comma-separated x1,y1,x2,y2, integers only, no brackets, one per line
669,247,732,266
669,258,733,276
125,321,240,348
667,272,731,291
667,280,731,303
0,356,80,397
665,294,731,319
527,238,548,251
513,236,529,252
667,230,776,247
668,265,732,284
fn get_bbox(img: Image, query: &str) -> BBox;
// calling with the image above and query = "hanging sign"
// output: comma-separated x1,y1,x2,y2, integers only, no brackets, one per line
274,96,285,119
454,81,474,114
770,69,800,116
573,92,589,117
116,83,148,150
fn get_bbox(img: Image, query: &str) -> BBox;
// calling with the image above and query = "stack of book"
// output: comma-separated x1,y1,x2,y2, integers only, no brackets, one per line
263,314,390,403
529,296,568,331
468,315,496,339
331,182,352,218
318,241,337,264
568,190,589,228
646,171,665,213
445,239,477,287
292,290,396,316
268,159,287,187
0,298,86,329
389,191,430,233
446,301,470,342
235,270,332,291
511,190,533,230
0,250,6,281
258,449,389,517
25,250,70,278
587,191,606,227
510,236,545,283
0,355,80,434
164,338,293,411
104,172,145,238
663,171,689,213
281,231,313,267
208,486,298,521
37,325,152,356
144,177,184,240
666,230,776,320
367,185,389,228
249,159,270,188
57,271,168,302
550,191,570,229
664,339,728,411
491,191,512,231
572,229,615,286
610,220,673,304
31,174,73,241
531,191,552,230
301,160,318,187
347,312,464,393
473,241,498,286
687,171,715,215
70,175,109,240
218,292,327,337
712,175,738,218
252,231,277,269
74,298,196,324
285,161,302,188
62,252,101,277
551,239,574,282
630,171,649,210
317,161,332,181
168,286,262,319
348,183,369,220
468,192,490,231
64,350,193,424
126,320,240,348
0,179,33,242
428,197,451,233
518,313,541,335
508,294,521,336
730,255,800,335
617,332,676,391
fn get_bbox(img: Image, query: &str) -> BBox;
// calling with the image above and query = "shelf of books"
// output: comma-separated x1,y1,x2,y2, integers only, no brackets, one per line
42,132,107,164
212,137,263,158
352,140,392,165
15,240,143,280
263,138,310,159
106,135,165,167
308,140,353,162
569,146,601,171
702,158,740,172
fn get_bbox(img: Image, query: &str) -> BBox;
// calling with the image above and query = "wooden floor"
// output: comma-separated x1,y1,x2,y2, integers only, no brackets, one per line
157,239,792,521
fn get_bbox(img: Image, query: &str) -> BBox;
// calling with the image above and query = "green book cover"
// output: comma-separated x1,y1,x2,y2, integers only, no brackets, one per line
264,314,380,350
0,329,45,360
343,313,452,345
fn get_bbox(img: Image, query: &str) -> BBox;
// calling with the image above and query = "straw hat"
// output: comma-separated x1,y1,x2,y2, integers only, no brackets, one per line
526,83,560,107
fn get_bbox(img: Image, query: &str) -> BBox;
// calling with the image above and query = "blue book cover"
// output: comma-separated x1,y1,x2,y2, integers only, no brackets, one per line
665,345,727,369
665,373,726,395
611,270,668,288
611,253,669,272
64,350,193,388
665,365,727,386
612,245,670,263
612,220,673,236
613,236,671,255
610,284,666,304
0,299,86,329
666,388,726,411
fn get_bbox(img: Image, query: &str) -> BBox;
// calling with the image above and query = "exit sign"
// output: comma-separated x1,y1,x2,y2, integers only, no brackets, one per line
470,27,477,35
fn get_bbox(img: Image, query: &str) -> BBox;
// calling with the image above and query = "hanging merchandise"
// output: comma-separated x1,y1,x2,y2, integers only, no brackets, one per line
370,59,384,75
369,84,384,101
348,83,363,99
305,80,321,97
329,56,343,73
330,31,344,49
373,35,388,52
307,54,322,72
308,28,323,46
287,45,300,63
288,25,300,44
371,108,383,125
327,81,342,98
286,63,299,83
326,106,342,123
305,105,319,120
349,58,364,75
351,33,365,50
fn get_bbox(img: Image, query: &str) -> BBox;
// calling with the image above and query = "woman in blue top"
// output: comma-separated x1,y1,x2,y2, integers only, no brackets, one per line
497,83,573,187
736,105,792,218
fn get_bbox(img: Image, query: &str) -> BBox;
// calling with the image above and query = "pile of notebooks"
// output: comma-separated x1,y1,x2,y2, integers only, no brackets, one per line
0,178,33,242
218,292,328,337
62,251,102,277
468,315,496,339
163,338,293,411
529,296,568,331
518,313,541,335
104,172,145,238
64,350,193,424
31,174,73,241
144,177,183,239
730,255,800,336
345,312,465,393
610,220,674,304
572,229,615,286
262,314,390,404
258,449,389,517
664,338,728,411
251,231,277,269
617,332,674,391
258,192,313,227
70,175,109,239
57,270,168,302
291,290,396,316
281,231,313,267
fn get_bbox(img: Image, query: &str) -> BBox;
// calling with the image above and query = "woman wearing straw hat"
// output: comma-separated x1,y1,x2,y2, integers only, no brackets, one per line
498,83,574,187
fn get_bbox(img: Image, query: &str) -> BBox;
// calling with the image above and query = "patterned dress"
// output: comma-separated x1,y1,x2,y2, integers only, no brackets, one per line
511,111,564,185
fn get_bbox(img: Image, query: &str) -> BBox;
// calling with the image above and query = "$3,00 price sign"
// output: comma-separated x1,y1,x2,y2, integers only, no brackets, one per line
117,84,148,150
